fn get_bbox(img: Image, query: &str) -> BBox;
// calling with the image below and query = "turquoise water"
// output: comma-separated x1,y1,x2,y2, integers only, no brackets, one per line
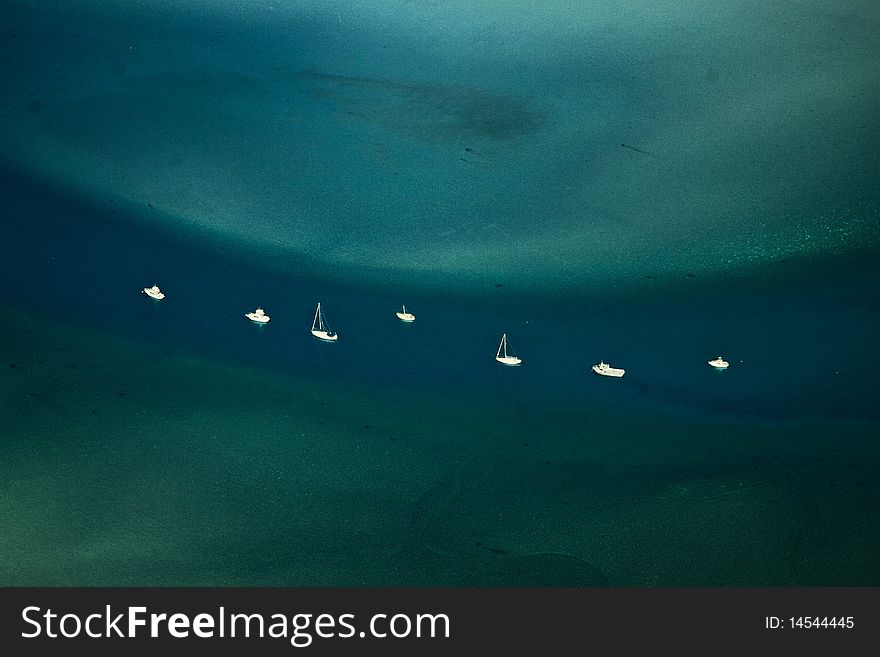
4,0,878,292
1,0,879,585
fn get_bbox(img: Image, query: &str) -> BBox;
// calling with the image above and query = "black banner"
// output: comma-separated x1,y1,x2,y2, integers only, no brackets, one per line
0,587,876,654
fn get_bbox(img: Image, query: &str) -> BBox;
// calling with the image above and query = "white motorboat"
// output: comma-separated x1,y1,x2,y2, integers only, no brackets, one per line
395,304,416,322
246,307,271,324
592,361,624,377
708,356,729,369
142,285,165,300
310,302,338,341
495,333,522,366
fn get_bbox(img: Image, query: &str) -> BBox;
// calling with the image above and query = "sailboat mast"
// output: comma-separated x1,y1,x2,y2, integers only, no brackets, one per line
313,303,320,331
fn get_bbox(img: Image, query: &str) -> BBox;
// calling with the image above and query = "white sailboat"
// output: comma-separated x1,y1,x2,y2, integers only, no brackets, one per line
708,356,729,369
310,302,338,341
142,285,165,300
395,304,416,322
495,333,522,366
245,307,271,324
592,360,625,377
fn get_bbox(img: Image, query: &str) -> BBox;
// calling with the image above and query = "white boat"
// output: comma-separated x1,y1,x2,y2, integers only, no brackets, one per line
310,302,338,341
592,361,624,377
395,305,416,322
495,333,522,366
142,285,165,300
708,356,729,369
245,307,271,324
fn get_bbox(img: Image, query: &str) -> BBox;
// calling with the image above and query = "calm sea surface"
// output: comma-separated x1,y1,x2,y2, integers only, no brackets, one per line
1,0,878,585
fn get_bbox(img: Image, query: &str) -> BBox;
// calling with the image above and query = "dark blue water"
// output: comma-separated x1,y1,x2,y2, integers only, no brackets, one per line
3,161,879,424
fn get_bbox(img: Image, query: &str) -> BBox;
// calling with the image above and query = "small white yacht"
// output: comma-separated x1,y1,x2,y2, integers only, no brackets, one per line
592,361,625,377
142,285,165,300
495,333,522,366
246,307,271,324
708,356,729,369
395,305,416,322
311,302,338,341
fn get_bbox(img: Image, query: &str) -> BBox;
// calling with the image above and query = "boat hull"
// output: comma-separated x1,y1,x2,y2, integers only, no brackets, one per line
395,312,416,322
496,356,522,366
709,361,729,369
592,365,624,377
246,314,270,323
143,289,165,300
311,330,338,342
